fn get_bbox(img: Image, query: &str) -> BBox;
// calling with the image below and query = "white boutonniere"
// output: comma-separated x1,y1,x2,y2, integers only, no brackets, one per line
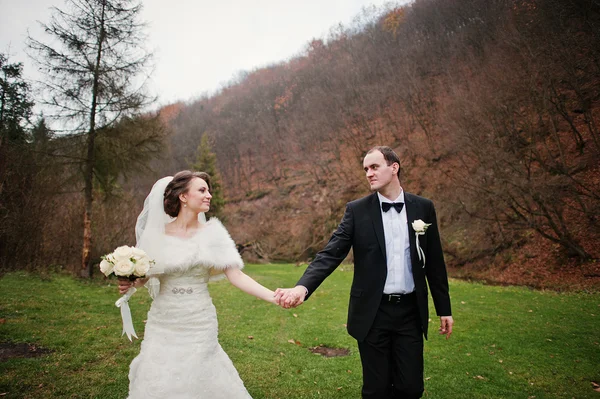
412,220,431,268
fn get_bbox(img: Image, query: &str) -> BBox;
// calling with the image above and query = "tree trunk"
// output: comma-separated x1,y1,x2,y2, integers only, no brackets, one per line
563,240,592,260
81,204,93,277
81,0,106,278
0,74,5,196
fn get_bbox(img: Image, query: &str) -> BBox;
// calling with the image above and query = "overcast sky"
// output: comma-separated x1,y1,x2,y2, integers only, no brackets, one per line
1,0,403,107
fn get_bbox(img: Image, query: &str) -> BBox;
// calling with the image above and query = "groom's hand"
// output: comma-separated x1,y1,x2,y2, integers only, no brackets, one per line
439,316,454,339
274,286,307,309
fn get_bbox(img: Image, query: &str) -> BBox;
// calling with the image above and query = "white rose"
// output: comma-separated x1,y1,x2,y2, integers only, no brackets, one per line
113,259,135,276
412,219,431,234
113,245,133,261
99,259,114,277
131,248,152,266
133,258,150,277
131,247,147,260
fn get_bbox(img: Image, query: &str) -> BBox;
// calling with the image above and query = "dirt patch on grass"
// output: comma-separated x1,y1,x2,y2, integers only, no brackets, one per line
309,345,350,357
0,341,53,362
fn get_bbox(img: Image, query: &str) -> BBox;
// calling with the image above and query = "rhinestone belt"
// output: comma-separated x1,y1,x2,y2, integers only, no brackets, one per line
171,287,194,295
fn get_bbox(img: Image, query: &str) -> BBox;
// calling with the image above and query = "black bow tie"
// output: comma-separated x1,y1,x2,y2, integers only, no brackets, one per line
381,202,404,213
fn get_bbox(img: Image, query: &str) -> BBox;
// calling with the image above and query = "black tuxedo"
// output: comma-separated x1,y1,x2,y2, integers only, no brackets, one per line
296,191,451,398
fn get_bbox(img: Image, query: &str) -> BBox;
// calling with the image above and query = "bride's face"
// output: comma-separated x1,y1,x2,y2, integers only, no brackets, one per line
182,177,212,213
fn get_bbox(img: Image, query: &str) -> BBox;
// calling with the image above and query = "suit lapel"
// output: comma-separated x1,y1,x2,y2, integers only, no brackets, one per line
368,193,387,258
405,193,422,273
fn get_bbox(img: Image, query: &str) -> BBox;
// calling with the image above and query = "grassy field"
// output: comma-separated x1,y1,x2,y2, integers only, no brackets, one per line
1,264,599,398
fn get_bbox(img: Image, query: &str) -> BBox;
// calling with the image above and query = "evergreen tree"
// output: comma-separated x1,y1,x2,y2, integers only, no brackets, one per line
0,53,34,198
31,117,52,147
27,0,154,277
0,54,33,146
190,133,225,218
0,54,40,268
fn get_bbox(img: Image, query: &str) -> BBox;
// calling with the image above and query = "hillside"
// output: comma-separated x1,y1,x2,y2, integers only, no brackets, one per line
154,0,600,290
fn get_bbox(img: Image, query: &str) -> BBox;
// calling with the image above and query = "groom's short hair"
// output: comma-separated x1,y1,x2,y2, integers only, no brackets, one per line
367,146,401,181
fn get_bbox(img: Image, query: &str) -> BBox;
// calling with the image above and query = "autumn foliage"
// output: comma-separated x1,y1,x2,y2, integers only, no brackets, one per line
2,0,598,289
163,0,599,288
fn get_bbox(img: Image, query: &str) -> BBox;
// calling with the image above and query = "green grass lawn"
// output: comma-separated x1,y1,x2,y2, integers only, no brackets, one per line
1,264,599,398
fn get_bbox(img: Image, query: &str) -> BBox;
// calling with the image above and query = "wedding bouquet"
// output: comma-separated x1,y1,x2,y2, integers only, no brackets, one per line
100,245,152,279
100,245,154,341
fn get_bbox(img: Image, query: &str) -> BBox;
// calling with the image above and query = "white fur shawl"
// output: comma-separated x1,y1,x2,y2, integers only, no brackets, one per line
144,218,244,277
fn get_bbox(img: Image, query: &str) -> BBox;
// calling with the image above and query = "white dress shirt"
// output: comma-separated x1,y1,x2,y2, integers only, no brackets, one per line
378,191,415,294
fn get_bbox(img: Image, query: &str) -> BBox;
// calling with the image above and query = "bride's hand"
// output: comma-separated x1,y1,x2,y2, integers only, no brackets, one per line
118,278,133,295
274,287,305,309
267,294,278,305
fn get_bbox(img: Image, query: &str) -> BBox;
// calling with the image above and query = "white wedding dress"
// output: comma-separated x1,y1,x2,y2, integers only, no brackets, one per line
127,219,252,399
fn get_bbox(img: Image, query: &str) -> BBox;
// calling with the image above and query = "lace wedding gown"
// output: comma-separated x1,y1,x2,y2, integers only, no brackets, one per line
127,219,252,399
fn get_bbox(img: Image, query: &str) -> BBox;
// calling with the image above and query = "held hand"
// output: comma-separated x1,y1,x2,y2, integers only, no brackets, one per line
439,316,454,339
267,290,278,305
118,278,133,295
274,288,295,308
274,286,306,309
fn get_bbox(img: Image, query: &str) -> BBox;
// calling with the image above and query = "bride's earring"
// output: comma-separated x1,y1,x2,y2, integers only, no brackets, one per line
183,202,187,207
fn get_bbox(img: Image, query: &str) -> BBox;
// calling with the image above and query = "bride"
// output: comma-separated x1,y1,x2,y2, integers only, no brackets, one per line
117,170,276,398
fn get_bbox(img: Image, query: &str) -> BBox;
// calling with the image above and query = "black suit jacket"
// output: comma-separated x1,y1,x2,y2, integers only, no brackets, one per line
297,192,452,341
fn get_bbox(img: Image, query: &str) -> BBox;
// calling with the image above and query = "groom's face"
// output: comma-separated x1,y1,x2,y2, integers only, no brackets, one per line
363,150,398,192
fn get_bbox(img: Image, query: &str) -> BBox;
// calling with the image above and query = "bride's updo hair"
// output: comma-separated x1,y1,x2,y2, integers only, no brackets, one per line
163,170,211,217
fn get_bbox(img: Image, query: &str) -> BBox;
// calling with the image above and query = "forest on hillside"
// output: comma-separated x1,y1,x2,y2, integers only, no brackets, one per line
166,0,600,279
2,0,599,288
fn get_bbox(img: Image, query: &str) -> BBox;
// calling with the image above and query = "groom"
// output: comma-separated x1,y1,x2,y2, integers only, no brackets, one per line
275,146,453,399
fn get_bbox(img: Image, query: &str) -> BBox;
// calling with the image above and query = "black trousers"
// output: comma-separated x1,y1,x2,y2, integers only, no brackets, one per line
357,293,424,399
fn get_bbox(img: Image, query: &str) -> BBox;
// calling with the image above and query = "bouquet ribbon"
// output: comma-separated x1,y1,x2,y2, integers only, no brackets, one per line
115,287,138,341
